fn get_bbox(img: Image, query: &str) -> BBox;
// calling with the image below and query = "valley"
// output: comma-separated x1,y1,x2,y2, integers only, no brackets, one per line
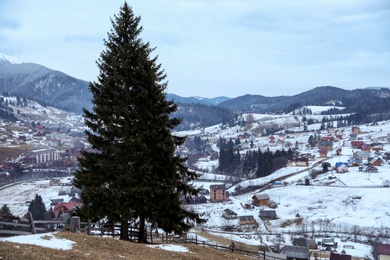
1,99,389,259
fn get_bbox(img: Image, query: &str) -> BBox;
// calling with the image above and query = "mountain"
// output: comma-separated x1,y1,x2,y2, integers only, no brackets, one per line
0,54,92,114
1,53,389,127
219,86,390,118
167,93,230,105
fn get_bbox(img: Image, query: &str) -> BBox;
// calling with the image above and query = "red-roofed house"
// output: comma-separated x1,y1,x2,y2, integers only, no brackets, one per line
53,201,82,218
351,141,364,149
377,243,390,260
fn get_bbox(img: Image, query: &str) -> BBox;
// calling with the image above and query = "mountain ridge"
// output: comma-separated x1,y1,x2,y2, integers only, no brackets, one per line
1,53,389,126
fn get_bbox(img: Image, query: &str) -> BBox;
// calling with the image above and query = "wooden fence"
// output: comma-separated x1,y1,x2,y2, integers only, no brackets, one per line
0,214,177,244
1,214,288,259
181,235,286,260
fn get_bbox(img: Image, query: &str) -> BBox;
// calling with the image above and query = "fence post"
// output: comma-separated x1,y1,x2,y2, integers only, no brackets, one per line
70,216,80,233
27,211,36,234
87,220,91,235
112,223,115,238
196,235,197,245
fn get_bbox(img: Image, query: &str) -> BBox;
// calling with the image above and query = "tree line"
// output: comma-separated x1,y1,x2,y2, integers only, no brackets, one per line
217,137,294,178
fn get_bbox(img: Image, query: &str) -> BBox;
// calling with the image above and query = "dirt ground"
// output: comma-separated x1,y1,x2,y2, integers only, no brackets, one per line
0,232,256,260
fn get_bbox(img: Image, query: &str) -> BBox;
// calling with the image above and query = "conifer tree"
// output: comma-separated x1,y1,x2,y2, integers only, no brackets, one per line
74,2,204,242
28,194,46,220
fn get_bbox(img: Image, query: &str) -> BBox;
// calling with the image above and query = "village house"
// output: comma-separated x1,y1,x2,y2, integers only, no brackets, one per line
50,198,64,206
53,201,82,218
377,243,390,260
259,209,277,220
238,215,256,225
335,162,349,173
319,140,333,151
292,238,308,247
351,140,364,149
222,209,238,219
252,193,270,206
354,150,370,159
181,195,207,205
322,136,335,142
330,253,352,260
49,178,61,186
369,158,383,166
322,238,336,248
352,126,362,134
209,184,229,202
372,144,384,151
280,245,310,260
318,149,328,158
349,133,357,140
365,166,379,173
348,157,362,166
296,157,308,167
361,144,371,152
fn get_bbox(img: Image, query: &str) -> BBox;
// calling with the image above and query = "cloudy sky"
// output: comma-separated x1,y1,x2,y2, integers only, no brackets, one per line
1,0,389,98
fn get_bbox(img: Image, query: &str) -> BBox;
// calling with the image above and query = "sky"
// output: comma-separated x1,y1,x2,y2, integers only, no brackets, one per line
0,0,389,98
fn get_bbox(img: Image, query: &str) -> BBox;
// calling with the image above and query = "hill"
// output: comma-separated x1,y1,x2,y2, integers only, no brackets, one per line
219,86,390,117
0,56,92,114
1,53,389,128
0,232,254,260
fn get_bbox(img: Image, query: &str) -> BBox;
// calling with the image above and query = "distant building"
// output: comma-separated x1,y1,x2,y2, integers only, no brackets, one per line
209,184,229,202
252,193,270,206
330,253,352,260
238,215,256,225
377,243,390,260
335,162,349,173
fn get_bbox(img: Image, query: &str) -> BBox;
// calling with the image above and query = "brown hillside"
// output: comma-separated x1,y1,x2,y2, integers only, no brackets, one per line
0,232,255,260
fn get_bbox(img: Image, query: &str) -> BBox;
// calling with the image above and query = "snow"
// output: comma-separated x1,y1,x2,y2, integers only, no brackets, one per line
0,231,190,254
0,232,75,250
0,52,23,64
147,244,190,253
0,178,74,217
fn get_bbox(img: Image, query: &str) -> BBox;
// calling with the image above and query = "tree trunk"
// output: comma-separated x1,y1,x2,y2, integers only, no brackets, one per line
120,219,129,240
138,215,147,243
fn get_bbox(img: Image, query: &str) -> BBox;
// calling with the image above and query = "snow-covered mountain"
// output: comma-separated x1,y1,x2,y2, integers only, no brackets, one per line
0,53,92,114
0,52,24,64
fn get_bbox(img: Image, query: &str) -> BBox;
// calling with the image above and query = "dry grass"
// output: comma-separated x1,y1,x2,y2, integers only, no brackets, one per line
0,232,255,260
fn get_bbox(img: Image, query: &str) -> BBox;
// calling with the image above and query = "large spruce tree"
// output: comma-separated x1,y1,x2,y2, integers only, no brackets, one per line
74,2,204,242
